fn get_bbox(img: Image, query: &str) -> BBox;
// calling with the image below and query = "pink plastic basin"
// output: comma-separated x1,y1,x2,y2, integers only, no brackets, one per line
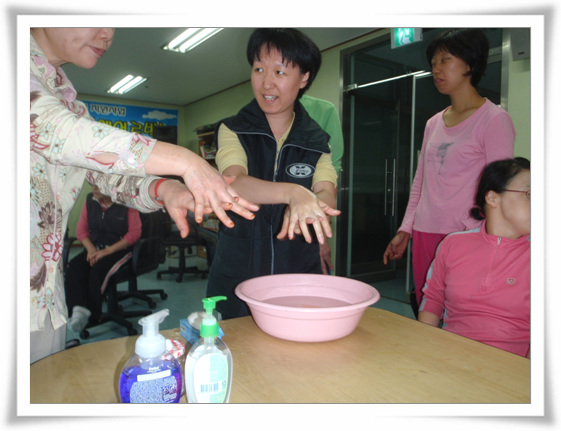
235,273,380,342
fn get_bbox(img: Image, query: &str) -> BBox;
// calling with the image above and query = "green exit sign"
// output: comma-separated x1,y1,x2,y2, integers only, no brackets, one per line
391,28,423,48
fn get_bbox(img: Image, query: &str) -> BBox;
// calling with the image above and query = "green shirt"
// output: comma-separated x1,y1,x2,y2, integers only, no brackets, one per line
301,95,344,175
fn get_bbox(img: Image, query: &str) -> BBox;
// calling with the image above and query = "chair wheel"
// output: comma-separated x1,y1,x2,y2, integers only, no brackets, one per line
176,276,182,283
149,301,157,309
80,330,90,340
128,328,138,336
160,293,168,300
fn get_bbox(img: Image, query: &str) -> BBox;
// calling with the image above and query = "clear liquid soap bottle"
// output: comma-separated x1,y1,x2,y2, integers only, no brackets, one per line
185,296,233,403
119,309,183,403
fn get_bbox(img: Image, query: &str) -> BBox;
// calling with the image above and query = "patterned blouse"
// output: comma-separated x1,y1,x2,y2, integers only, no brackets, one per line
30,35,162,332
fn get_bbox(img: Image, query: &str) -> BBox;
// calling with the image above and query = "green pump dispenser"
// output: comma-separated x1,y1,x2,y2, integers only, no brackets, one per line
185,295,233,403
200,296,226,338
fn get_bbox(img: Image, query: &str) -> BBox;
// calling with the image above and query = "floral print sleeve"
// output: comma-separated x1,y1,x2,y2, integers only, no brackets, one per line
30,78,155,176
86,171,163,213
29,35,162,333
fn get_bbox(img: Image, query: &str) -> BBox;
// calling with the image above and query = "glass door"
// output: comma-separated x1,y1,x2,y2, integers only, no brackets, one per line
338,66,448,287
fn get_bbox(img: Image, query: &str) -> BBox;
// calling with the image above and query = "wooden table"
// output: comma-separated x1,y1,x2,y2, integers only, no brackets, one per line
29,308,530,404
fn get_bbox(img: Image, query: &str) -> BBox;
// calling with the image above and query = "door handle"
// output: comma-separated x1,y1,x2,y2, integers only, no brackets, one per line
392,158,397,217
384,159,388,216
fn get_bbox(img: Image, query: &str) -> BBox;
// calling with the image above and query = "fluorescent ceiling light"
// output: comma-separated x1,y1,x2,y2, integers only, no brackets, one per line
163,28,223,53
107,74,147,94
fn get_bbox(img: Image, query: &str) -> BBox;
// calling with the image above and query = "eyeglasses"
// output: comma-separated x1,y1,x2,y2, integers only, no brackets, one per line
499,189,531,200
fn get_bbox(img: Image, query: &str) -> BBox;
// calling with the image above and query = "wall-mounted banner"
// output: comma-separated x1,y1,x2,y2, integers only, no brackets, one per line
83,100,178,138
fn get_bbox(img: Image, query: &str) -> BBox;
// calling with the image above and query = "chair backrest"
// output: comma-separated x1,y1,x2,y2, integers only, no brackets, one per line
139,210,162,238
160,211,201,246
134,210,166,274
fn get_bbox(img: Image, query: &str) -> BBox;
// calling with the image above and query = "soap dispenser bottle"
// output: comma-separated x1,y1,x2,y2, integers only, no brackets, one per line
185,296,233,403
119,309,183,403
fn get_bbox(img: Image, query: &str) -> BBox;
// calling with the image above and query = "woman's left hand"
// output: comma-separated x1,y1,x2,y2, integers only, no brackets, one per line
145,142,259,231
276,186,340,244
156,178,256,238
176,151,258,227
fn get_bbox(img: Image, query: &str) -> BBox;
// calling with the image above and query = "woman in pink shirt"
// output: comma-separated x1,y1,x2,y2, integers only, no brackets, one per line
383,29,515,309
64,186,142,333
418,158,530,357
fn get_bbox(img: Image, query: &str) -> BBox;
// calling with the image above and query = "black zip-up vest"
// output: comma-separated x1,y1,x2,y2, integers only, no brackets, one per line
86,193,129,249
207,99,331,318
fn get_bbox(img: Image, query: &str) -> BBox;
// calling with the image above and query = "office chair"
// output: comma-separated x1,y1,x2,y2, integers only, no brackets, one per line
115,210,168,310
157,212,208,283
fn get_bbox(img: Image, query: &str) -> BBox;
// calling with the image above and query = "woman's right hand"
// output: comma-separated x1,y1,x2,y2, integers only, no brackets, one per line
383,231,411,264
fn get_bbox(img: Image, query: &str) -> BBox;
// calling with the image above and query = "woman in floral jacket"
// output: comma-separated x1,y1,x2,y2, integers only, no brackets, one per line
29,28,257,363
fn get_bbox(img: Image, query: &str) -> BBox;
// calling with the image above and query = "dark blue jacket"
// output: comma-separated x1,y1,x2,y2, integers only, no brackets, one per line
86,193,129,249
206,99,331,318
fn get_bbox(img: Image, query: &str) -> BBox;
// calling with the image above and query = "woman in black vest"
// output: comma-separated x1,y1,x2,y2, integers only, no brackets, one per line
64,185,142,332
206,29,340,319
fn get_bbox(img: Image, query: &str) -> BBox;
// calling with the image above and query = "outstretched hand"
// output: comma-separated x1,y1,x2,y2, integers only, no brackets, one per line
157,177,258,238
383,231,411,264
144,142,258,231
276,187,340,244
180,157,259,228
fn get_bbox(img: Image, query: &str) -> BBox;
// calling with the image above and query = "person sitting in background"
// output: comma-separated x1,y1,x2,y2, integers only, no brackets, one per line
418,158,530,357
64,185,142,333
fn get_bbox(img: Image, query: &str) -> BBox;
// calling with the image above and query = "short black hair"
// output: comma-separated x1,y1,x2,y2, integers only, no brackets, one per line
246,28,321,99
426,28,490,88
470,157,531,220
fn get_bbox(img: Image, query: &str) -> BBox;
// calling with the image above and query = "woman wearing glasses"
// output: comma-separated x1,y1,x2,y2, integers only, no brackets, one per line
418,158,530,357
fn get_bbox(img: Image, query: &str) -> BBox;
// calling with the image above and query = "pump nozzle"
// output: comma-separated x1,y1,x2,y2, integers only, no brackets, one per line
202,296,227,315
200,296,227,338
136,309,169,358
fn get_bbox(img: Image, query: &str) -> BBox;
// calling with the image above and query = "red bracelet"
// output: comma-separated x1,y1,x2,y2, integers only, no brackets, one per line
154,178,166,206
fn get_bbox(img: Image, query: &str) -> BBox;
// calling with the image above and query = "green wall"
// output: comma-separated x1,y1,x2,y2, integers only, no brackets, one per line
507,52,532,160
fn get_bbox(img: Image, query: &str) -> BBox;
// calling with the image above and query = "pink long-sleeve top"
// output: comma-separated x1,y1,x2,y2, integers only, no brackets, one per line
76,200,142,246
419,222,530,357
399,99,515,235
